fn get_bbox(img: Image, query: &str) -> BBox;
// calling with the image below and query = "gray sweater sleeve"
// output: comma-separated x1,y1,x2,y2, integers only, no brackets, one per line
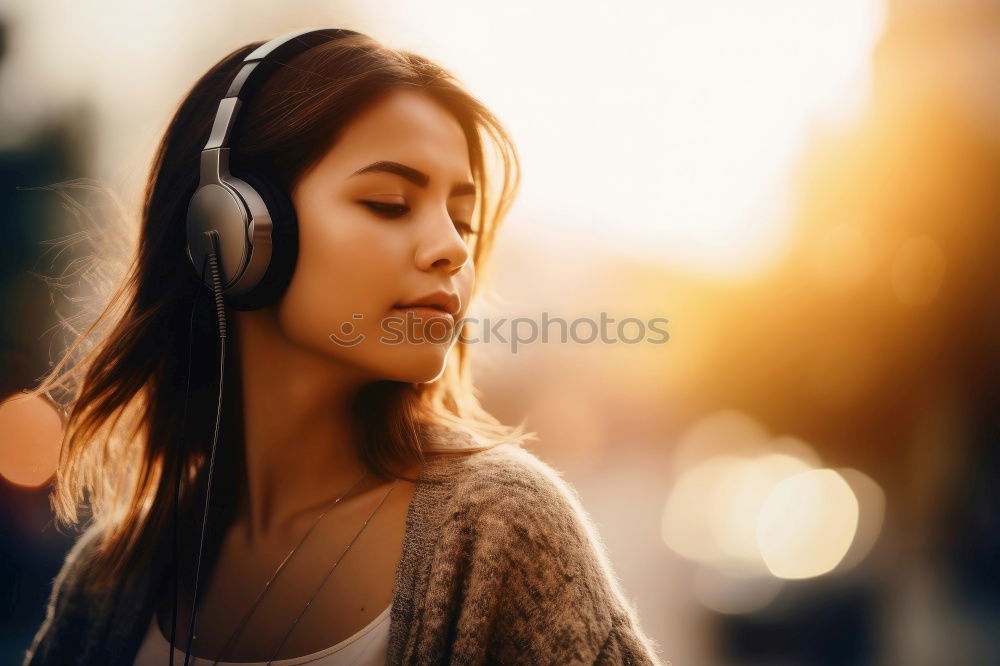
22,524,107,666
596,610,666,665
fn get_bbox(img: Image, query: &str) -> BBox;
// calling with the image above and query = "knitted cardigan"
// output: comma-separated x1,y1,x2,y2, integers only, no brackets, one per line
23,442,664,665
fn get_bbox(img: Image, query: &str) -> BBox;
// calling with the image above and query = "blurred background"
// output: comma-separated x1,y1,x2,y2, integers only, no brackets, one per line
2,0,999,664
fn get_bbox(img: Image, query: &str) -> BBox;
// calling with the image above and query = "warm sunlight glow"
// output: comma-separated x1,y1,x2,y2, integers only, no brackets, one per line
378,0,884,279
811,223,874,292
890,234,947,306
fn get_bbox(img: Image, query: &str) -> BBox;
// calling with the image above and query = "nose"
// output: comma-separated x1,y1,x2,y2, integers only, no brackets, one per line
413,206,472,274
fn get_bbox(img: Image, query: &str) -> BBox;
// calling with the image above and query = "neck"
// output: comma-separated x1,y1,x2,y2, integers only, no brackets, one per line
232,307,374,548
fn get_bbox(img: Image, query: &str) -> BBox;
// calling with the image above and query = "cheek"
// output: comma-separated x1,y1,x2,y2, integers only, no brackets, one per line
274,204,402,352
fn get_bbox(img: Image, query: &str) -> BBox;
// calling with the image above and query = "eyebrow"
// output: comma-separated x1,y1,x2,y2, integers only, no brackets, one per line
350,160,477,197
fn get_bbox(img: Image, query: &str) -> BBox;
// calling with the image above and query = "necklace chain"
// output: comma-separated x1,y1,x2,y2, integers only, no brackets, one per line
264,479,399,665
196,471,376,666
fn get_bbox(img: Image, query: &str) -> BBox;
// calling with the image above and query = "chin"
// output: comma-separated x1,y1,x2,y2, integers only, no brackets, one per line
377,347,452,384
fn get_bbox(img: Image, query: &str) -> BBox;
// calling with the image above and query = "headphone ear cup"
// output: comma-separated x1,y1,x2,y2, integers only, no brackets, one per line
226,171,299,311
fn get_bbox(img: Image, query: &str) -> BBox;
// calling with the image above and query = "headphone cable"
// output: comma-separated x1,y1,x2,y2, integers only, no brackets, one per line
168,268,200,666
179,230,228,666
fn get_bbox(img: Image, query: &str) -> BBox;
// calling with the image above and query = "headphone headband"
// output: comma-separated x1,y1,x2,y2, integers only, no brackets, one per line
201,28,359,181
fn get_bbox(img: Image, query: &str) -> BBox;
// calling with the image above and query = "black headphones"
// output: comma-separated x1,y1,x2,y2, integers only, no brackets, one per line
173,29,358,666
185,27,359,311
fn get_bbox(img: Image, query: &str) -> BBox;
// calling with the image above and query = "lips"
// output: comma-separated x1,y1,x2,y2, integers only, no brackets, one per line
393,290,460,316
392,304,455,325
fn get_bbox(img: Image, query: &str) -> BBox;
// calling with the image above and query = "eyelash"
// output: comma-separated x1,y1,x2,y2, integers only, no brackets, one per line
361,201,479,237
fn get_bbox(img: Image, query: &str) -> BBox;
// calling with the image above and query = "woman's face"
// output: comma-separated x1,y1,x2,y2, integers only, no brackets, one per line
276,89,476,384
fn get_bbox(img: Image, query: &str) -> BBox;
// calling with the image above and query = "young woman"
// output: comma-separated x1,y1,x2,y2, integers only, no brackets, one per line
22,28,663,665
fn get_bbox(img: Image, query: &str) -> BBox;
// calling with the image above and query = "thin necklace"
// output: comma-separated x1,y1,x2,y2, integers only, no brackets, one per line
196,471,369,665
264,479,399,665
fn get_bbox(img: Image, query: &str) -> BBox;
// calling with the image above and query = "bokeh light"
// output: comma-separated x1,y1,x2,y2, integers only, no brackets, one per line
0,394,62,488
661,411,885,603
757,469,860,579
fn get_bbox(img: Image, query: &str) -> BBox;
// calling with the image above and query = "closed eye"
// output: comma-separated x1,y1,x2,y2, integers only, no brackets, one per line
361,201,409,218
361,201,479,239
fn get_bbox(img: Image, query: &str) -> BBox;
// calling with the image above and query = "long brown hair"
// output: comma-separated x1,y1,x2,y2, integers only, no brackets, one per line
27,30,532,595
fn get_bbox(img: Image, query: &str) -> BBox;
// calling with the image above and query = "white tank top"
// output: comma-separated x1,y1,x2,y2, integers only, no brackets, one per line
131,604,392,665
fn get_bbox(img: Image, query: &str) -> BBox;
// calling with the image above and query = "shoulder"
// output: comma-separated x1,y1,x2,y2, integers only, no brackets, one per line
429,441,596,536
425,438,575,500
427,441,617,602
